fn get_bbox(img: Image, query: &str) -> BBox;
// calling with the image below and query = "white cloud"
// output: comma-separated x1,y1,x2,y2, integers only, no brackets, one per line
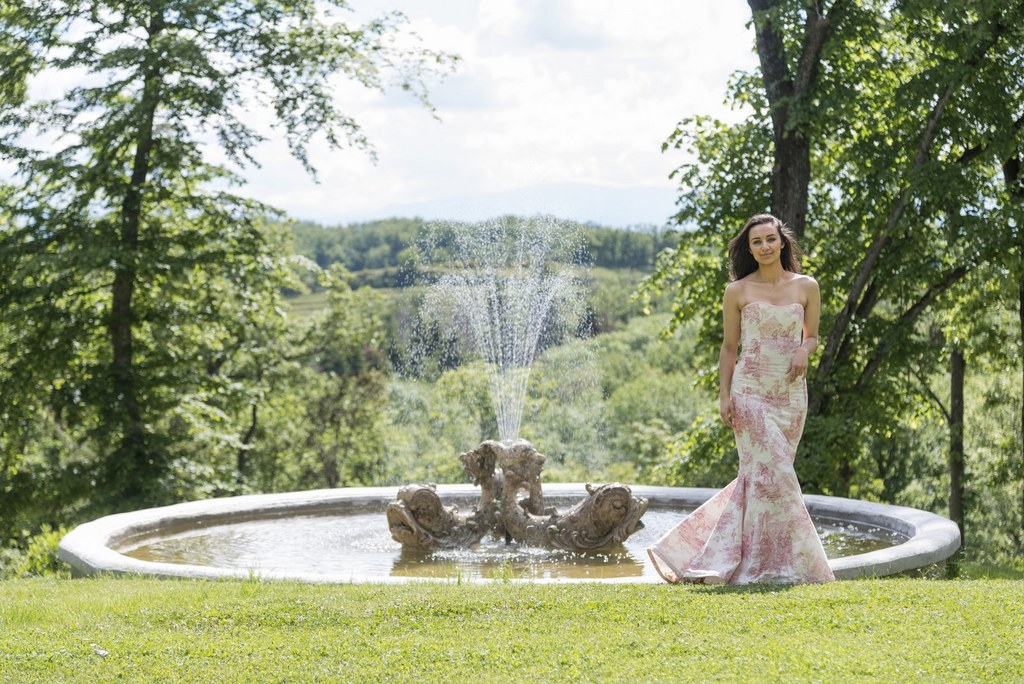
9,1,760,227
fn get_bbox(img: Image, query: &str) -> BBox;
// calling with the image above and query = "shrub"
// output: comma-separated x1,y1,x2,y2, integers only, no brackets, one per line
16,525,70,579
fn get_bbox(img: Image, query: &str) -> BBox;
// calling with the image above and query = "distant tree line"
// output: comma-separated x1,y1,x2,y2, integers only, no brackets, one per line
288,217,678,285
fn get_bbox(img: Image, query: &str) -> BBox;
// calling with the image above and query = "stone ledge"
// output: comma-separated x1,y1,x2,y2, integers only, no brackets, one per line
58,484,961,584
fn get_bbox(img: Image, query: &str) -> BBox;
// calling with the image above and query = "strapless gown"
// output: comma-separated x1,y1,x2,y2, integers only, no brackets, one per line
647,301,835,584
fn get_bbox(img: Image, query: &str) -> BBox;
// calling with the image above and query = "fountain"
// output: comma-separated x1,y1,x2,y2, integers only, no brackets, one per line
386,439,648,553
389,217,648,554
58,486,960,582
57,216,961,582
417,215,586,442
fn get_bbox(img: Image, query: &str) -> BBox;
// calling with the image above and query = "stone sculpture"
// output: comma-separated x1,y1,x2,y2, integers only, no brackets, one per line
385,484,490,549
386,439,648,553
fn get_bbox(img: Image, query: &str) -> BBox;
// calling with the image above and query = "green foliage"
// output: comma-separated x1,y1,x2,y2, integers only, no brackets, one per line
582,225,678,270
0,409,95,545
584,268,662,333
291,218,425,273
1,577,1023,681
380,314,705,486
287,217,676,287
896,366,1024,568
237,266,390,492
649,410,738,488
519,342,608,480
595,318,702,468
14,525,69,579
0,548,22,581
0,1,454,521
640,0,1024,570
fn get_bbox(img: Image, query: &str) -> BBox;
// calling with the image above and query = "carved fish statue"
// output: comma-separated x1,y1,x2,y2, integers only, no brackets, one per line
386,439,648,553
545,482,648,550
494,442,648,550
385,484,488,551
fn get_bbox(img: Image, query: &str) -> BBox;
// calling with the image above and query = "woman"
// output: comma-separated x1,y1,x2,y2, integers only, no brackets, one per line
647,214,834,584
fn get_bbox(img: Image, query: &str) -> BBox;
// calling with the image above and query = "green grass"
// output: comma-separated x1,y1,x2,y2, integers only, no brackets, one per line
1,577,1021,682
959,560,1024,580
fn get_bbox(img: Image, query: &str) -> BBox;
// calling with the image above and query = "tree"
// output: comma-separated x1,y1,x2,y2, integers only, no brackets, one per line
231,265,389,492
746,0,841,237
641,0,1024,506
0,1,455,511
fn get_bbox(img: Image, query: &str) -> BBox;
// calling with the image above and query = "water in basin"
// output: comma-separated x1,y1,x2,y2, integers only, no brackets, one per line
118,506,906,581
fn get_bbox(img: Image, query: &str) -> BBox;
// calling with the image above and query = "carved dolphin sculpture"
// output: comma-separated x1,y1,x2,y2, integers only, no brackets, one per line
545,482,648,550
386,439,648,553
495,441,648,551
385,484,488,551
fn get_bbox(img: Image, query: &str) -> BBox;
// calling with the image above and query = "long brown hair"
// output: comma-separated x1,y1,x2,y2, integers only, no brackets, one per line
727,214,802,281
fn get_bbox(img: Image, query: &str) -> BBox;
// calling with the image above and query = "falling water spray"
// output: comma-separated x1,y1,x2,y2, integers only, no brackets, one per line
422,216,586,442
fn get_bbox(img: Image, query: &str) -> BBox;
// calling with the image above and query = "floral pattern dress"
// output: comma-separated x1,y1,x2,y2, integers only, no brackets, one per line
647,301,835,584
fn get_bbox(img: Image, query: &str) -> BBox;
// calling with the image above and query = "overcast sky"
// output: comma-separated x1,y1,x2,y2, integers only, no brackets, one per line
7,2,757,229
228,1,760,228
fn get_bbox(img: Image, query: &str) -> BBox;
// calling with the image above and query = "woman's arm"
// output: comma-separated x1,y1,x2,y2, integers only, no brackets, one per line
719,283,741,427
787,277,821,381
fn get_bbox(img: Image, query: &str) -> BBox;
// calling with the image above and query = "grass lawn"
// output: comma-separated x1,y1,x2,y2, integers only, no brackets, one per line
1,575,1022,682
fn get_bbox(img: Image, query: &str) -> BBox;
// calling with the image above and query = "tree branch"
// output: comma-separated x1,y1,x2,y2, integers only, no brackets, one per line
827,276,879,381
854,265,969,392
812,7,1017,408
796,1,841,94
910,364,951,423
957,114,1024,165
747,0,795,111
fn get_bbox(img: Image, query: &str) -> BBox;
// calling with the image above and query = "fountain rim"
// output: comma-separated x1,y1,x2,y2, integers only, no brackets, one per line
57,484,961,584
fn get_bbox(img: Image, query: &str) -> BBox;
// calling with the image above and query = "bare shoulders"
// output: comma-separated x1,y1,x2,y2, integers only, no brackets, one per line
792,273,818,287
724,280,745,296
794,274,819,295
723,280,744,311
731,272,816,309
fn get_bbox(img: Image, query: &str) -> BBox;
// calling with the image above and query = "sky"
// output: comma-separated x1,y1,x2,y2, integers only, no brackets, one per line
234,0,760,228
8,1,760,229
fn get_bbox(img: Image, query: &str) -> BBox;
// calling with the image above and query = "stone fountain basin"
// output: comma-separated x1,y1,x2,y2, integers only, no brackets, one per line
57,484,961,583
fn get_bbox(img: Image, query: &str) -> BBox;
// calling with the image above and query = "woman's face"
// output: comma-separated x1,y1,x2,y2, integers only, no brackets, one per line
748,224,783,265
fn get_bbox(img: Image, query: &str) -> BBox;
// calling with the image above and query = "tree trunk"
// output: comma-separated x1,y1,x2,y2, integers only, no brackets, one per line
108,9,164,500
238,402,258,485
946,346,965,578
1020,271,1023,548
746,0,836,238
948,347,965,540
1004,154,1024,550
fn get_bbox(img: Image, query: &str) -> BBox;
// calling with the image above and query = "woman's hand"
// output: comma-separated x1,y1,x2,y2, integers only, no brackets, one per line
719,396,733,428
787,347,809,382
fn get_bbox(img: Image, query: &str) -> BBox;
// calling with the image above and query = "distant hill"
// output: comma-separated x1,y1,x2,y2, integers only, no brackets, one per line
286,216,679,289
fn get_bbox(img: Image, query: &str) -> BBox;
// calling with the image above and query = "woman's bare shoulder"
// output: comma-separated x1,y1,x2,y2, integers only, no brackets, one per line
725,278,748,290
724,279,747,298
793,274,819,307
723,279,748,311
794,273,819,290
727,274,761,290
